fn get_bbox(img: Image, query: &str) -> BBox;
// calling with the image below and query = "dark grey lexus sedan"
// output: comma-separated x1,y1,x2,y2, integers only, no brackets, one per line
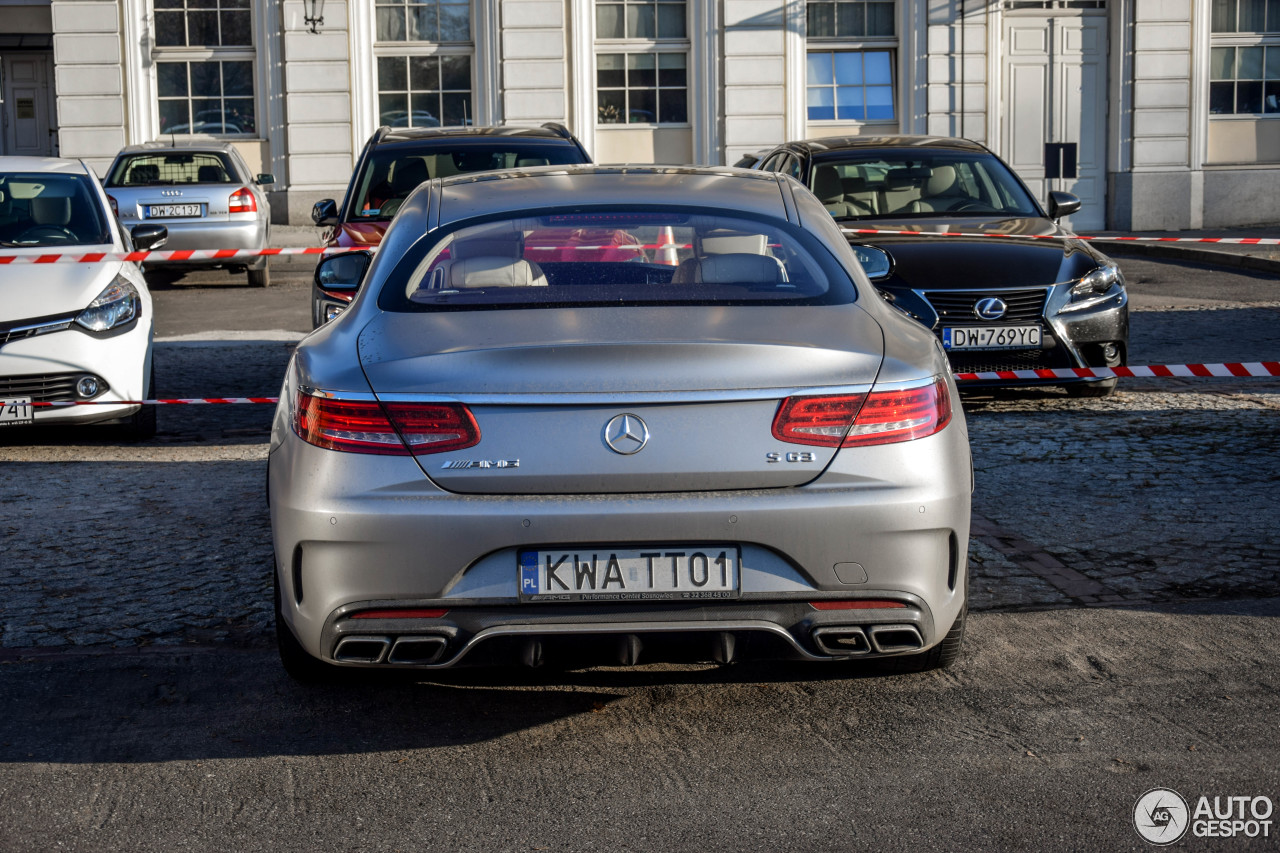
268,166,971,681
755,136,1129,396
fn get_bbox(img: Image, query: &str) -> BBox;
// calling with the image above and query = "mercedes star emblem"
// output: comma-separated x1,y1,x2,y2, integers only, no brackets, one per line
603,413,649,455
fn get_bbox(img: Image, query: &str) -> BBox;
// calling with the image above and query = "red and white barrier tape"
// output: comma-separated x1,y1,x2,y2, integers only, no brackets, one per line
841,227,1280,245
1,228,1275,264
31,397,279,407
953,362,1280,382
17,361,1280,408
0,247,329,265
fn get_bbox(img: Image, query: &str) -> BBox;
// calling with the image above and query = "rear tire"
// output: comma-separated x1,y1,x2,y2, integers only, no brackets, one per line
880,606,966,674
248,264,271,288
275,568,342,684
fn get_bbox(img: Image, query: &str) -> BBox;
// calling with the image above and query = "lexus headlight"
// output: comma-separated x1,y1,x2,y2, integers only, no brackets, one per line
1061,263,1123,313
75,276,140,332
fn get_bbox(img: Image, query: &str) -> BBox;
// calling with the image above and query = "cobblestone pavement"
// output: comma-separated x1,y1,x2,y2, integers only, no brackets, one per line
1,301,1277,649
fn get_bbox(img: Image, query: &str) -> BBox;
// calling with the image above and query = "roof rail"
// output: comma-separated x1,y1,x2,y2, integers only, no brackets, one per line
372,125,393,144
540,122,575,141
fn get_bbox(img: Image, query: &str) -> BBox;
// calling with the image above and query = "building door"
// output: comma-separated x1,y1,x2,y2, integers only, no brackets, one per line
1,53,58,157
1001,11,1107,230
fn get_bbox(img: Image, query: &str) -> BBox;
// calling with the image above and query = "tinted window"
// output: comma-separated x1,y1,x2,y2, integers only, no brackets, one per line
106,152,239,186
350,143,587,219
379,210,855,312
809,150,1040,219
0,172,112,248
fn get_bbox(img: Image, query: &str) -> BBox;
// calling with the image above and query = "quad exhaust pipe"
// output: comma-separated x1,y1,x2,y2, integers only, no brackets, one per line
333,634,449,665
811,624,924,657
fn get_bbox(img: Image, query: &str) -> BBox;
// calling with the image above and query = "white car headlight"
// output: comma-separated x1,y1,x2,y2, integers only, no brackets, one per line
1060,263,1123,314
75,276,140,332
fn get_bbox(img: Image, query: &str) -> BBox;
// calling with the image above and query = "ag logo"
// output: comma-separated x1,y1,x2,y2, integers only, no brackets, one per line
1134,788,1189,845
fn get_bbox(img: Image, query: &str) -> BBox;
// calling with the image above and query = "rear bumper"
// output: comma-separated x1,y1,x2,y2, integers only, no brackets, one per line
268,409,972,667
314,598,949,669
134,217,269,267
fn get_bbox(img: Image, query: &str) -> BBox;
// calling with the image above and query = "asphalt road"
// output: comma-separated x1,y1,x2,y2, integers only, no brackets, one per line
1,254,1277,852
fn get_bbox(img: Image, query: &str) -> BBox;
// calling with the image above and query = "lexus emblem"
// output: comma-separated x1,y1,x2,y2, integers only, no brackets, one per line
974,297,1007,321
603,413,649,455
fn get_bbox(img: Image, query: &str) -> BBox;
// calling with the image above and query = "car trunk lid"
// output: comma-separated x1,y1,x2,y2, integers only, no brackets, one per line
358,305,885,494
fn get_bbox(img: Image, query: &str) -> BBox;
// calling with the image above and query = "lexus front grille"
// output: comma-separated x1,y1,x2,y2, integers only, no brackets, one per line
921,288,1048,324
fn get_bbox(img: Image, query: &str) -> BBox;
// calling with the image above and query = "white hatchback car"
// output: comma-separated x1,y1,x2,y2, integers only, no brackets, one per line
0,157,167,437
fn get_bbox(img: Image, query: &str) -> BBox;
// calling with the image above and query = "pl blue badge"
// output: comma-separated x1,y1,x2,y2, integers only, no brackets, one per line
520,551,540,595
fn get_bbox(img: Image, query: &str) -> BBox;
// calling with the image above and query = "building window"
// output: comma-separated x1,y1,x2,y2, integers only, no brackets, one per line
807,0,894,38
1211,0,1280,33
596,1,688,125
152,0,256,135
375,0,473,127
805,1,896,125
596,1,687,39
806,50,894,121
597,52,687,123
1210,0,1280,115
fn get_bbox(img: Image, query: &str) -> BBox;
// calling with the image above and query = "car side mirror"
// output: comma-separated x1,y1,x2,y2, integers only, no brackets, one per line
850,244,892,281
130,223,168,252
1048,191,1082,221
315,250,372,295
312,199,339,226
256,173,276,186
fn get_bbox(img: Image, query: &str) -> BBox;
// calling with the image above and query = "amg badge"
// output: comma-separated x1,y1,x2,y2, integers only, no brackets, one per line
440,459,520,469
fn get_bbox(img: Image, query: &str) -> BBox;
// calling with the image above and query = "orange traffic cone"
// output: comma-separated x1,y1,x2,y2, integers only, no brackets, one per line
655,225,679,266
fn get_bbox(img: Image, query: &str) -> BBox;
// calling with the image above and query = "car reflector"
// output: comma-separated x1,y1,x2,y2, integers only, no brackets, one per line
293,391,480,455
810,600,907,610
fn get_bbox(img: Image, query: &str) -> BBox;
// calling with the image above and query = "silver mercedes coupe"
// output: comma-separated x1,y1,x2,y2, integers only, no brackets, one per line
267,165,972,681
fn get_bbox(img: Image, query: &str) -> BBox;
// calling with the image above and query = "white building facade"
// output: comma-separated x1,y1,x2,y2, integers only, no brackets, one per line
2,0,1277,229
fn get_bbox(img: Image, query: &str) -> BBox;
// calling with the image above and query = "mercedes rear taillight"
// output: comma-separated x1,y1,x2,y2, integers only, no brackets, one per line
772,377,951,448
228,187,257,213
293,391,479,455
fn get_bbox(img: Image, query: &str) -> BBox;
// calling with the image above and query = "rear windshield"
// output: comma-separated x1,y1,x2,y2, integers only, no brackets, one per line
378,211,855,311
0,172,111,248
106,152,238,187
350,144,586,219
808,150,1041,219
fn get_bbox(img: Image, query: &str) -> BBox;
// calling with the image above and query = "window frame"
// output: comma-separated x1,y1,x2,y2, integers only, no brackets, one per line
1209,0,1280,120
149,0,258,138
804,0,898,129
373,0,477,129
594,0,691,128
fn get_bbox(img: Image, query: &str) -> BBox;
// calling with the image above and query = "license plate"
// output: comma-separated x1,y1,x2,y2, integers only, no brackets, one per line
0,397,34,427
518,546,741,602
943,325,1042,350
146,204,203,219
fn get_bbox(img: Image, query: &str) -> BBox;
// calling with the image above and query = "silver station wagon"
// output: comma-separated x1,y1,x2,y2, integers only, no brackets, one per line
268,166,972,680
104,142,274,286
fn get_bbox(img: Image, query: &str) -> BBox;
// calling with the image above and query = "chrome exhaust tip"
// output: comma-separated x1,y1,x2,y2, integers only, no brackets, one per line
388,635,448,665
811,626,871,656
615,633,643,666
867,624,924,654
711,631,736,664
521,638,544,668
333,635,391,664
